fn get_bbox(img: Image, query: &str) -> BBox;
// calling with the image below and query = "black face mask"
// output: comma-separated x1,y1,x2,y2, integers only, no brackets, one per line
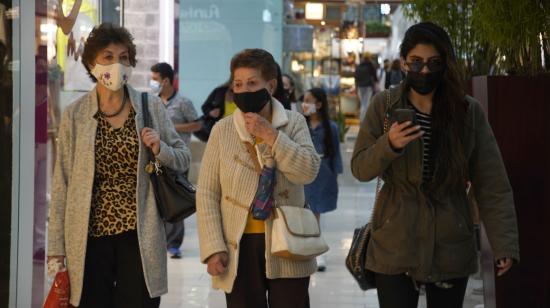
233,88,271,113
406,70,445,95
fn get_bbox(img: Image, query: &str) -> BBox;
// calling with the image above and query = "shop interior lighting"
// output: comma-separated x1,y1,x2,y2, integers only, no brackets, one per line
380,4,391,15
305,3,324,20
291,60,305,72
321,21,326,26
263,9,272,22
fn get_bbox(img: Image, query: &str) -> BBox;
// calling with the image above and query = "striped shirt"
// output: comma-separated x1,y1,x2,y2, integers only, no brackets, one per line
410,103,434,182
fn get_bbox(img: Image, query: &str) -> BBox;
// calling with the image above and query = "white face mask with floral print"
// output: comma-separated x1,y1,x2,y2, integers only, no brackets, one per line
91,63,132,91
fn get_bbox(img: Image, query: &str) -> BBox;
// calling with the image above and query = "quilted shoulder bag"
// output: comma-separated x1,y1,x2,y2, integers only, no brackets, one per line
345,90,391,290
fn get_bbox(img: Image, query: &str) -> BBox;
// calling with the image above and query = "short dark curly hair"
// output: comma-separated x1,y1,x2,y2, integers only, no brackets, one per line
81,23,137,82
230,49,278,82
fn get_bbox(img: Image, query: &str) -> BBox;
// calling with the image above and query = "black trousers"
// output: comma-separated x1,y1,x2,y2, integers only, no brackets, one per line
375,273,468,308
225,234,310,308
79,230,160,308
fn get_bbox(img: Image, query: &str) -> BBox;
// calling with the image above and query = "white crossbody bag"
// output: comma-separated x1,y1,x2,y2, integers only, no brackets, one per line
271,204,329,260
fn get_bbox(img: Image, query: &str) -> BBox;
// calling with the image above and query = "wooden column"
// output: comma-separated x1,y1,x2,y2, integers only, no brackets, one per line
472,75,550,308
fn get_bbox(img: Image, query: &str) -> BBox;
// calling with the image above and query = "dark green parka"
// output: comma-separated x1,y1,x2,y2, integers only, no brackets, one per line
351,84,519,282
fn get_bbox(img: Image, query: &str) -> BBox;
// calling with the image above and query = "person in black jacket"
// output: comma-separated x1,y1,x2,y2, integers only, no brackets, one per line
385,59,405,89
354,54,378,121
193,81,232,142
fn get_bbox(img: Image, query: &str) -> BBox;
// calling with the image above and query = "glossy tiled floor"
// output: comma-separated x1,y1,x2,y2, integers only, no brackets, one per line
160,138,485,308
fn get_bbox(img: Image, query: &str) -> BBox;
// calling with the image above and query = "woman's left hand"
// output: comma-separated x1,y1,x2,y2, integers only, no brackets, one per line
496,257,513,276
141,127,161,155
244,113,278,146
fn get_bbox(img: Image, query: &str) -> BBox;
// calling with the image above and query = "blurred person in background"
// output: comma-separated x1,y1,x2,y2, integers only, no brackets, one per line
301,87,343,272
354,53,378,121
385,59,406,89
150,62,200,259
282,73,302,113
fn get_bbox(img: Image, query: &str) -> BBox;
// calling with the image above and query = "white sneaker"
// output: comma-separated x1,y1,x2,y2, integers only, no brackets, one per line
317,255,327,272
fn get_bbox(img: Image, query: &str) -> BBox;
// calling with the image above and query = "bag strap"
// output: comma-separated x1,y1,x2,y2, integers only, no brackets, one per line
141,92,156,163
369,90,391,225
244,142,262,174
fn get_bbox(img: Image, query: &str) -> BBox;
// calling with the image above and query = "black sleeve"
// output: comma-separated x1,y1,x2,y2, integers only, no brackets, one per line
201,86,227,116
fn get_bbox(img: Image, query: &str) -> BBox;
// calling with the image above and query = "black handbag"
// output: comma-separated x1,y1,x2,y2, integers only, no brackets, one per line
141,92,196,223
345,223,376,290
345,90,391,291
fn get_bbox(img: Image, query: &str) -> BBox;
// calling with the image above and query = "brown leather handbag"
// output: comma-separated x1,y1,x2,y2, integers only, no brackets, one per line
141,93,196,223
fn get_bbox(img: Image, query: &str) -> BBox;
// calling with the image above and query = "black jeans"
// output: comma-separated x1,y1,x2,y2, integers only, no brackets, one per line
225,234,310,308
375,273,468,308
79,231,160,308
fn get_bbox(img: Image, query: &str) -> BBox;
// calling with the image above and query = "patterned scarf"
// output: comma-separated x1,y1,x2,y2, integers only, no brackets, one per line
251,165,276,220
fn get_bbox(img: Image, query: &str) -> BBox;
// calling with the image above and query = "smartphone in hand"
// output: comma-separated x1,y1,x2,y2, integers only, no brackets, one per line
391,108,417,125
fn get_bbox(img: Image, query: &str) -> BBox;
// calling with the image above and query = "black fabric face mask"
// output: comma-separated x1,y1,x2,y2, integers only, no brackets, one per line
233,88,271,113
406,70,445,95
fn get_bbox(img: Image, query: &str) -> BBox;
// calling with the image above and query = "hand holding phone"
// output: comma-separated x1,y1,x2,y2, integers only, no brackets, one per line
388,108,423,150
391,108,417,125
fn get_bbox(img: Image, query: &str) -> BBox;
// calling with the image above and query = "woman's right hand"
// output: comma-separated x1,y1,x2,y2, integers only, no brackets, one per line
206,252,228,276
388,121,423,150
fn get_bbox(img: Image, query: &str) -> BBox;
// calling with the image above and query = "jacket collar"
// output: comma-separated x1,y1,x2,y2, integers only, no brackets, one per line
387,82,408,110
233,97,288,143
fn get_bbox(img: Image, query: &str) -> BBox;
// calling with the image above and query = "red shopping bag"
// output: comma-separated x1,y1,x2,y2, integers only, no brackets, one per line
43,270,70,308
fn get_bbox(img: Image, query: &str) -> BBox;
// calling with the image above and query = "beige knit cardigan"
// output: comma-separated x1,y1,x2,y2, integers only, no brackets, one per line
196,98,321,293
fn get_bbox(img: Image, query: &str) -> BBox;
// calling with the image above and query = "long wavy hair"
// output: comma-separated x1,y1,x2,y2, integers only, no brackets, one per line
306,88,335,159
400,22,468,190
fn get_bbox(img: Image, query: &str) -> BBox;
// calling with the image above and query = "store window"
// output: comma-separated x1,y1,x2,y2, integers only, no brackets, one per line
179,0,283,108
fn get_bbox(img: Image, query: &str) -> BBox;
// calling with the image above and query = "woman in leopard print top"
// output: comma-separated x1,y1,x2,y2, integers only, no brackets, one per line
47,23,190,307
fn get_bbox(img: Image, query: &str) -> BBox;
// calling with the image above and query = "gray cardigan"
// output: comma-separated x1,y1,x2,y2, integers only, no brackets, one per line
47,85,190,306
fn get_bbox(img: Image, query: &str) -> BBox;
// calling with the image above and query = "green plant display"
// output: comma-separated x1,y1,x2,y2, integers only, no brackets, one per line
403,0,549,76
402,0,495,78
365,21,391,35
333,111,350,143
472,0,550,75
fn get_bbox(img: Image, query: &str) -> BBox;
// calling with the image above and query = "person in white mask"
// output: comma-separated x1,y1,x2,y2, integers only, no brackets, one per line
149,63,200,259
47,23,190,308
301,88,343,272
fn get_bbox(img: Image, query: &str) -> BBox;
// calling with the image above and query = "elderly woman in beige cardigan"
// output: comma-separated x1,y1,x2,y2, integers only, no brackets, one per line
197,49,321,308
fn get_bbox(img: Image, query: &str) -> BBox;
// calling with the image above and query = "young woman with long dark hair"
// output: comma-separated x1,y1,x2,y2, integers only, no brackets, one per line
351,22,519,308
302,87,343,271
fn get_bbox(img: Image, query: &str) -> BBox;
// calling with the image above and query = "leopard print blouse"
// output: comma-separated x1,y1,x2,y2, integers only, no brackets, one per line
89,108,139,237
